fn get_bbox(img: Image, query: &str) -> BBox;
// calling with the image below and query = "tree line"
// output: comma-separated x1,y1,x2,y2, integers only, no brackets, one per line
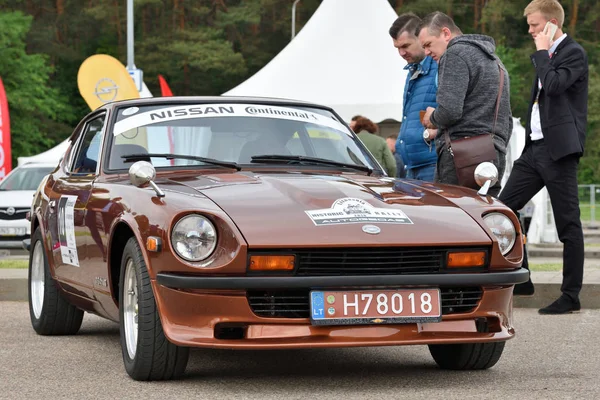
1,0,599,181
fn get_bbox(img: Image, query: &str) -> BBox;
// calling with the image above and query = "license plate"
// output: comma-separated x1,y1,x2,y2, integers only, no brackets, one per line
310,288,442,325
0,227,26,236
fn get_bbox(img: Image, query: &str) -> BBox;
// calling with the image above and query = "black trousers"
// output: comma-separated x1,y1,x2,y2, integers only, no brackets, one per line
499,140,584,300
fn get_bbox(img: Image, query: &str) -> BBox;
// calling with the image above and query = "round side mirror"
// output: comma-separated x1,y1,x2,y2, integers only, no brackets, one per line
128,161,156,188
128,161,165,197
474,162,499,187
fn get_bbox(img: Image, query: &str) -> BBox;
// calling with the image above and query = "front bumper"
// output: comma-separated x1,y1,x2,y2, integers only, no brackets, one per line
153,269,526,349
156,268,529,289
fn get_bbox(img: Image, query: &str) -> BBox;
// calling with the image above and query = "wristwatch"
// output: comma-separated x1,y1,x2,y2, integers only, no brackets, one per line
423,129,430,140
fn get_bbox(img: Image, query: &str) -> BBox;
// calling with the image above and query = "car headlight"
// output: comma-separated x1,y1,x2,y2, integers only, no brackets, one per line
483,212,516,256
171,214,217,262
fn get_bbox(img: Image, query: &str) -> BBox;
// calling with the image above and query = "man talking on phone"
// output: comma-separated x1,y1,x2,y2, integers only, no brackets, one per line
500,0,589,314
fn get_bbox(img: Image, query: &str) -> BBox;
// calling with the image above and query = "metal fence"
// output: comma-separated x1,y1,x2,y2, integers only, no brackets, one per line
579,184,600,224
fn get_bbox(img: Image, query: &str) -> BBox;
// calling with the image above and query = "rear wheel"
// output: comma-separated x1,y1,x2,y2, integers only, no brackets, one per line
119,237,189,381
28,227,84,335
428,342,506,370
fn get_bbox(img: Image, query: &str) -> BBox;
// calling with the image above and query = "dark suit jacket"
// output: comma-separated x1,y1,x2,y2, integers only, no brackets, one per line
525,35,588,161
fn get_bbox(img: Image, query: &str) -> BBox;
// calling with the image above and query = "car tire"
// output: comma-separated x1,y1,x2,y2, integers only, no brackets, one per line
119,237,190,381
28,227,84,335
428,341,506,370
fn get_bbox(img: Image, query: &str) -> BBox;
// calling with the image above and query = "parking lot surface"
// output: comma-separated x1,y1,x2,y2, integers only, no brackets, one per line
1,302,598,399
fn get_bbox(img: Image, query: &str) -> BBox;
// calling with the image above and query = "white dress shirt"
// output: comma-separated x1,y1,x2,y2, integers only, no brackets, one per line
530,33,567,141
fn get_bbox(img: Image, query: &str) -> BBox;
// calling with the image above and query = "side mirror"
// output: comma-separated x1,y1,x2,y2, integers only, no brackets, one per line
474,162,498,196
128,161,165,197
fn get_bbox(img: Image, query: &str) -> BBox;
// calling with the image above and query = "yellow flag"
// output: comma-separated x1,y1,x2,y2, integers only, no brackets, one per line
77,54,140,111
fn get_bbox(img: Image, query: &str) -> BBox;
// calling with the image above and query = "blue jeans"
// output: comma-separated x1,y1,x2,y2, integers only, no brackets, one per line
406,163,435,182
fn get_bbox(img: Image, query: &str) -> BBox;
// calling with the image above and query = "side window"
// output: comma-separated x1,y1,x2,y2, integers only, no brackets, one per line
72,115,105,175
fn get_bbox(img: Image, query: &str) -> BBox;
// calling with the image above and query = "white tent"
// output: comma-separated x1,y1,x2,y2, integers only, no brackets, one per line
223,0,408,123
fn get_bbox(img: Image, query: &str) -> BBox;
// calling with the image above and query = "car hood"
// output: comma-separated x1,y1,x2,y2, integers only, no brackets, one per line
164,172,493,248
0,190,35,208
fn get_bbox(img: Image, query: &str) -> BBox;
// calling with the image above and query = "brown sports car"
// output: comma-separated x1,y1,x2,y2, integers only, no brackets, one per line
26,97,528,381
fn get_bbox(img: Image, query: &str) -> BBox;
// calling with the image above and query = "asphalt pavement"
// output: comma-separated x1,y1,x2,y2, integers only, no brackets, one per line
0,302,598,399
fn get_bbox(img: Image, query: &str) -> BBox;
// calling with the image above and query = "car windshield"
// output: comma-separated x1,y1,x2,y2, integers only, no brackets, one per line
0,166,54,191
107,103,377,172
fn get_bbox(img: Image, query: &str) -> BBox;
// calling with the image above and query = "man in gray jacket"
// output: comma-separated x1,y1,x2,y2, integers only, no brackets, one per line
418,12,512,197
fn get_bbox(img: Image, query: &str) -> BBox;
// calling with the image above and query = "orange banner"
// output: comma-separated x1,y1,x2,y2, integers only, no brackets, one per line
0,77,11,180
77,54,140,111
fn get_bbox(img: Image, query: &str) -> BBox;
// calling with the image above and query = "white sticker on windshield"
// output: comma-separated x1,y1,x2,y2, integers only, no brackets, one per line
122,106,139,116
305,197,413,226
113,103,349,136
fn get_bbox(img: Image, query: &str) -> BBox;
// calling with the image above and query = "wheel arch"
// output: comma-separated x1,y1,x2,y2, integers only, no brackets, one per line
108,222,136,306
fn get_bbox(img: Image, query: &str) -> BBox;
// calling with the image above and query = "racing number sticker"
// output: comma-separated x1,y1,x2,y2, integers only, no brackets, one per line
58,195,80,267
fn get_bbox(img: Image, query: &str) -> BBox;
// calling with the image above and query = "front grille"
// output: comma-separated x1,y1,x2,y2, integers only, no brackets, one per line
247,291,309,319
249,247,489,276
295,247,444,275
0,208,29,221
440,287,483,314
247,287,483,318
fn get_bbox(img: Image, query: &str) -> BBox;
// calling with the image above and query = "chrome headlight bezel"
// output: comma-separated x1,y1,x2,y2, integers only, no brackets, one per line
171,214,218,262
482,212,516,256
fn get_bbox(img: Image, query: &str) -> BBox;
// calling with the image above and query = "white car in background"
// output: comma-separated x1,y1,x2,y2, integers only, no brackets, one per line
0,162,57,248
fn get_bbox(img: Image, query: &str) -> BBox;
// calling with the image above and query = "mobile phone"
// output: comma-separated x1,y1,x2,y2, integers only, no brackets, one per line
544,21,558,40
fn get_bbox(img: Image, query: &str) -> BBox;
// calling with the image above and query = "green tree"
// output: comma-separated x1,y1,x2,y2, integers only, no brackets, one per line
0,11,74,166
576,65,600,182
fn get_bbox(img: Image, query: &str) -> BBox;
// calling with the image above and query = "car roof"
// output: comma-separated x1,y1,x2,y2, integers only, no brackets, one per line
97,96,336,113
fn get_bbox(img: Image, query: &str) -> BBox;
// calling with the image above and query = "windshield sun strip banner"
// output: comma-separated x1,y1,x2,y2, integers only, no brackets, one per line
113,104,350,136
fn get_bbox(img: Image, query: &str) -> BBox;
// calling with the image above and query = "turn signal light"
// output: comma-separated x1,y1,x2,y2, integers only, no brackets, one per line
249,255,295,271
447,251,486,268
146,236,162,252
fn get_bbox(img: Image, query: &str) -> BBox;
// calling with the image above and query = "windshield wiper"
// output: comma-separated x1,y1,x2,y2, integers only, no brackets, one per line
250,155,373,175
122,153,241,171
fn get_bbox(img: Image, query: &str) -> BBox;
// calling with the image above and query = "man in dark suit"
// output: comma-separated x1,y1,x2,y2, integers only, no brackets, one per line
500,0,588,314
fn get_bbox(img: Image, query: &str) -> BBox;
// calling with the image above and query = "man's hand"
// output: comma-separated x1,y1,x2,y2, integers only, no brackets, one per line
534,23,553,51
422,107,436,129
426,128,438,140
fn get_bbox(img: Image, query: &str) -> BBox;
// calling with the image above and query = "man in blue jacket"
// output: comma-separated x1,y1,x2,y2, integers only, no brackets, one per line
389,12,438,181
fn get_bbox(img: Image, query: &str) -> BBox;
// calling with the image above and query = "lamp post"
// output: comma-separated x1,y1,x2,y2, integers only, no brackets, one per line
127,0,135,69
291,0,301,40
126,0,143,93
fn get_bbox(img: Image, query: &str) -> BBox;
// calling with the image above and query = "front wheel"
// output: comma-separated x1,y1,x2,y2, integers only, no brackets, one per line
28,227,84,335
428,341,506,370
119,237,189,381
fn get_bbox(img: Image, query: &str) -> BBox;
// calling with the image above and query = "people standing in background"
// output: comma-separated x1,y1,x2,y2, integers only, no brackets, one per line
386,133,406,178
389,12,438,182
352,116,397,177
418,11,512,197
500,0,588,315
349,115,363,132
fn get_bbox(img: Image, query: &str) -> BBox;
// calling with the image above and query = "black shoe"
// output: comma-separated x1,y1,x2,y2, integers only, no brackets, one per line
513,280,535,296
538,296,581,315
